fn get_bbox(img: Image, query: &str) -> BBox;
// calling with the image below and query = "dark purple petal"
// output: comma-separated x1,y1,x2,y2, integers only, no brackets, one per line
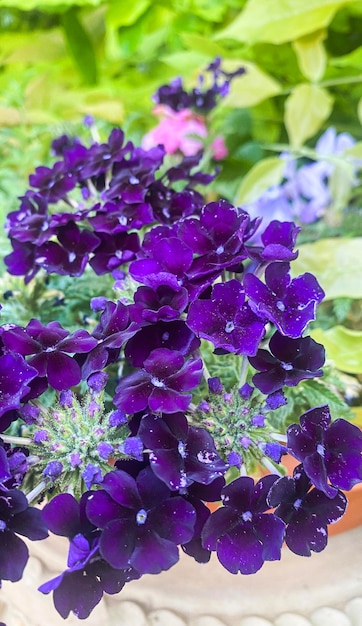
99,519,135,568
50,569,103,619
0,532,29,581
201,506,240,551
217,525,264,574
130,528,180,574
150,497,196,543
46,352,82,390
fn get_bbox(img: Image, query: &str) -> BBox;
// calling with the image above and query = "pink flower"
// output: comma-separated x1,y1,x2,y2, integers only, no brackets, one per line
142,105,207,156
210,136,228,160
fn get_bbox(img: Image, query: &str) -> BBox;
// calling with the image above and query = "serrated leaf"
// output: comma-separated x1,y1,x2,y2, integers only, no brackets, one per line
284,83,333,148
300,379,350,415
311,326,362,373
222,60,281,107
215,0,356,44
234,156,285,205
292,30,327,81
62,7,98,85
291,238,362,300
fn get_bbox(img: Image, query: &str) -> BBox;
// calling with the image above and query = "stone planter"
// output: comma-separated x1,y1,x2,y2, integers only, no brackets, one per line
2,522,362,626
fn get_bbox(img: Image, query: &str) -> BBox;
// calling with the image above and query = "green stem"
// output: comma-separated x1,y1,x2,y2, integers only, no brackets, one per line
239,355,249,388
26,480,48,504
1,434,32,446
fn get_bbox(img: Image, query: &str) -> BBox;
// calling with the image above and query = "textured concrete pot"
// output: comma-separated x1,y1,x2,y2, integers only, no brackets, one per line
1,520,362,626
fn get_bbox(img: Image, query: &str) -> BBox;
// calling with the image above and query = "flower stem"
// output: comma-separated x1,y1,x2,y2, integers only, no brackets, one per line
239,355,249,388
1,434,32,446
26,480,48,504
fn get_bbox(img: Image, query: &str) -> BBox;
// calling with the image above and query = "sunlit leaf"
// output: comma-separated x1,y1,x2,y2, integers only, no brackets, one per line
0,31,64,64
311,326,362,373
344,142,362,159
215,0,356,44
0,0,102,7
0,106,22,126
284,83,333,148
234,156,285,205
292,30,327,81
107,0,151,27
291,238,362,300
327,160,355,220
222,60,282,107
181,33,226,58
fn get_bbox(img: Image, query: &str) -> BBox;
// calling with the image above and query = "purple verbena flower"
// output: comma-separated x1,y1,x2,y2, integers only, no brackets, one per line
2,320,97,391
287,405,362,497
40,492,139,619
249,331,325,394
201,475,285,574
0,487,48,583
0,353,38,417
138,412,227,491
187,279,265,355
85,467,196,574
268,464,347,556
114,348,203,414
244,262,325,338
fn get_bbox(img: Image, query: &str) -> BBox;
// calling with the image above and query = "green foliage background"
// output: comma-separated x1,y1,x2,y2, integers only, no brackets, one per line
2,0,362,184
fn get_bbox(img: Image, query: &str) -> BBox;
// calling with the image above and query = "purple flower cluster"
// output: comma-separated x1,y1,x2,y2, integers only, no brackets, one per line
154,57,245,113
4,129,212,283
1,110,361,621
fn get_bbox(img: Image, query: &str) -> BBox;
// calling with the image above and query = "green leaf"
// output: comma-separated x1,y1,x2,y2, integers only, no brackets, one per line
0,31,65,65
292,30,327,81
234,156,285,205
311,326,362,373
221,60,282,108
0,0,102,7
344,141,362,159
61,7,98,85
215,0,356,44
330,45,362,68
284,83,333,148
327,159,355,219
107,0,151,27
291,238,362,300
181,33,226,58
358,97,362,126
